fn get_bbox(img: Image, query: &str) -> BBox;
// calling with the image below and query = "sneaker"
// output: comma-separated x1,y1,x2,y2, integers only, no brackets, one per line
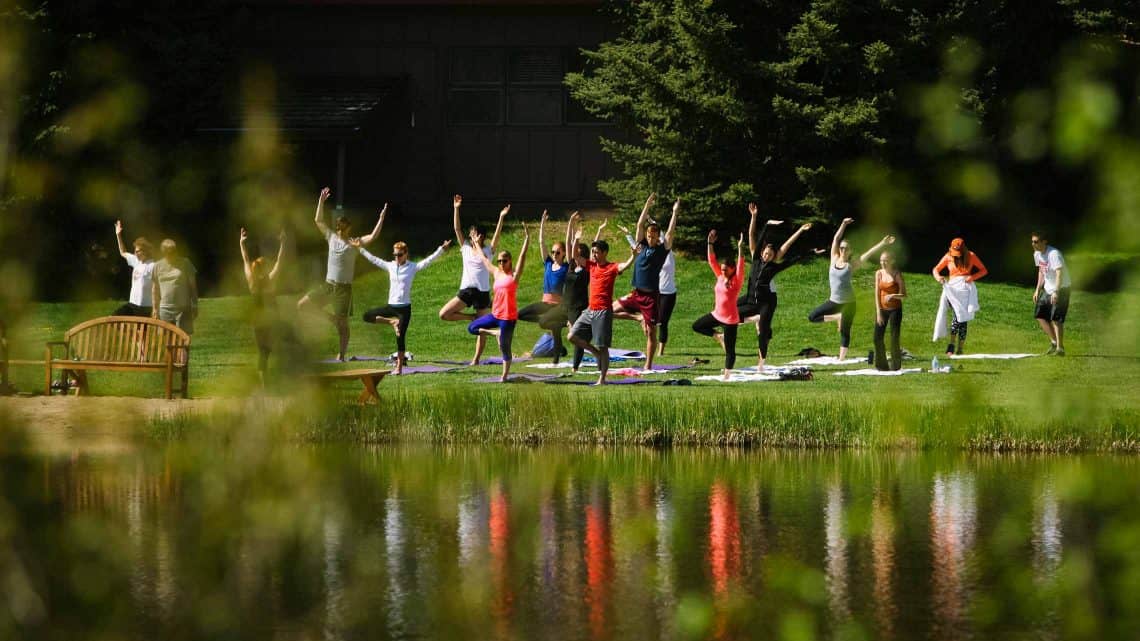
1055,348,1065,356
1045,343,1057,355
945,343,955,356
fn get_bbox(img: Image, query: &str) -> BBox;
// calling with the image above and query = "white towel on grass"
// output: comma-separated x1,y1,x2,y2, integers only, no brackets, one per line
833,368,924,376
783,356,864,366
933,277,979,341
695,372,783,382
527,362,596,370
949,353,1034,360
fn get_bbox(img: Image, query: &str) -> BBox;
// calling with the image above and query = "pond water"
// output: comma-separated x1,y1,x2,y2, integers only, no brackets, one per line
4,443,1139,640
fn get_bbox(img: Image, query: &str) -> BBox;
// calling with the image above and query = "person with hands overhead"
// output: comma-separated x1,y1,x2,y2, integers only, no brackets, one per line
517,210,570,361
612,193,678,371
618,213,679,357
112,220,155,317
538,212,590,371
353,225,452,374
807,218,894,361
467,223,530,382
439,194,509,365
738,202,816,369
296,187,385,362
569,233,639,386
691,230,746,380
240,227,287,386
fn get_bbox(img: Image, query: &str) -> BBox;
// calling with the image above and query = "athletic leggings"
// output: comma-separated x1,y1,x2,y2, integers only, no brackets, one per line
657,292,678,344
539,304,585,368
363,304,412,353
949,304,968,341
691,313,739,370
808,299,856,348
738,293,777,358
468,314,516,362
873,308,902,371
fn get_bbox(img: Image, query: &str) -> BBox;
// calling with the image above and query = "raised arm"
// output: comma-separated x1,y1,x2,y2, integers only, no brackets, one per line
538,210,548,256
831,217,853,261
617,223,635,250
452,194,465,246
706,230,722,277
490,204,510,251
239,227,253,285
858,235,895,268
634,193,655,244
593,218,608,243
566,211,580,253
349,238,390,271
776,223,812,263
617,243,641,275
515,223,531,279
416,240,451,271
114,220,130,258
268,229,286,282
736,232,745,272
314,188,331,236
473,233,498,276
663,198,679,250
358,203,387,246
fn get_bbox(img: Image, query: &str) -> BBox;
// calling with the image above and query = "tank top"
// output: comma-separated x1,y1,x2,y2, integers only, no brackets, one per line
878,274,901,310
830,262,854,304
492,273,518,321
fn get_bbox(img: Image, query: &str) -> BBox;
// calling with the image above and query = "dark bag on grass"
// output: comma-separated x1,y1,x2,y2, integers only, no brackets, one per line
779,367,814,381
797,347,825,358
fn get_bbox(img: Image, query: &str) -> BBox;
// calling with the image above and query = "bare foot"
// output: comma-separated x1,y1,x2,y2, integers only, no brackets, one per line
390,318,402,336
657,343,666,357
714,332,726,351
722,369,731,381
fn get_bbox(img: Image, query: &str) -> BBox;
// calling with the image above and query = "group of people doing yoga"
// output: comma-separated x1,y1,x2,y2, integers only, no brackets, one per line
112,187,1072,385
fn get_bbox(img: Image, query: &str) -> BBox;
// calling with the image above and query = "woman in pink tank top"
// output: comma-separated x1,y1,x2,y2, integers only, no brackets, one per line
468,223,531,382
691,230,746,380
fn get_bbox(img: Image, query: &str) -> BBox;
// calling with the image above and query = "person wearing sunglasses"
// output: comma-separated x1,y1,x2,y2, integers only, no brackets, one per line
468,223,531,382
354,233,452,375
517,210,570,362
691,230,746,380
808,218,895,361
537,212,593,373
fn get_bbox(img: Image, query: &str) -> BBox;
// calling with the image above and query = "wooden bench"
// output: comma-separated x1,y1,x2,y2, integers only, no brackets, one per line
307,368,390,404
45,316,192,399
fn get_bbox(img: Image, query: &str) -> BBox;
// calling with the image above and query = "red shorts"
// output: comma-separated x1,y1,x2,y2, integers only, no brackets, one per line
617,289,659,327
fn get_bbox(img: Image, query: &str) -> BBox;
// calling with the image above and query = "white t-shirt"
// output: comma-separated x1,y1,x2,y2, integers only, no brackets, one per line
359,246,444,306
1034,246,1070,295
460,243,493,291
659,252,677,295
325,230,358,284
124,254,155,307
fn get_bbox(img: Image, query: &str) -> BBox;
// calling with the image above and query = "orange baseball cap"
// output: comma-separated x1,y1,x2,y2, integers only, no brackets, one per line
948,238,965,257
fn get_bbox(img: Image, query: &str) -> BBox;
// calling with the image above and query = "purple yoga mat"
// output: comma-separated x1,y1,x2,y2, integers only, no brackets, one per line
473,373,557,383
543,378,657,386
348,355,389,362
434,356,534,366
393,365,458,375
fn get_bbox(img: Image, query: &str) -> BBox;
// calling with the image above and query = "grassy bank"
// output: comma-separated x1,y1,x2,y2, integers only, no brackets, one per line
7,229,1140,451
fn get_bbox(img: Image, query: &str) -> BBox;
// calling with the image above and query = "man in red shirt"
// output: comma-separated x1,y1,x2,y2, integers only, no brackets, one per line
568,234,638,385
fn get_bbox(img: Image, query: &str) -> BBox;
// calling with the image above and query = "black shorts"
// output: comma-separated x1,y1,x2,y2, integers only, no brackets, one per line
1035,288,1070,323
457,287,492,311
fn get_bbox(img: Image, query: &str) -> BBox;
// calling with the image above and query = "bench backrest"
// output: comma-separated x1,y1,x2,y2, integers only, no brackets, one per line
64,316,191,363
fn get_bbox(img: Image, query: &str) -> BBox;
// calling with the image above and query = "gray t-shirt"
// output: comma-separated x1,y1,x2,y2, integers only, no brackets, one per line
325,230,358,284
829,262,854,304
153,257,196,310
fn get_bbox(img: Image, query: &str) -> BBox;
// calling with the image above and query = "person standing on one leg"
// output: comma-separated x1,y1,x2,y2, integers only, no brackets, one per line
932,238,987,356
438,194,508,365
619,216,678,358
873,251,906,371
808,218,894,360
539,212,590,372
692,230,745,380
151,239,199,336
517,210,569,362
296,187,385,361
112,220,155,317
569,239,638,385
613,193,678,371
355,233,451,375
240,227,286,387
738,203,817,370
467,224,530,382
1031,232,1071,356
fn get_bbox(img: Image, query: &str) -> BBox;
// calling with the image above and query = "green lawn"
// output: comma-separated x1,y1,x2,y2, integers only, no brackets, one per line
7,234,1140,448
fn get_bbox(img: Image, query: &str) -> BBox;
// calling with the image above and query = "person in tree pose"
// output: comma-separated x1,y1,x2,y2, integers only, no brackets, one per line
738,203,816,369
932,237,987,356
239,227,287,386
354,222,452,374
568,235,639,386
438,194,508,365
517,210,569,362
1030,231,1070,356
612,193,678,371
537,212,591,372
807,218,894,360
296,187,385,361
467,223,530,382
872,249,907,371
691,230,746,380
112,220,155,317
617,212,678,357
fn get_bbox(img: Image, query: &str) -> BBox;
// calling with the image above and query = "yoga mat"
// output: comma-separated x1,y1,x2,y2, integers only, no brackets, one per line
348,355,389,362
695,373,783,383
434,356,534,366
392,365,458,375
609,367,687,376
833,368,924,376
472,373,557,383
582,348,647,362
948,353,1035,360
543,378,658,386
526,362,597,370
783,356,866,366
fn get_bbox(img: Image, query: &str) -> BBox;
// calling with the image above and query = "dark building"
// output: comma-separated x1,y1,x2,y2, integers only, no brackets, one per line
234,0,621,217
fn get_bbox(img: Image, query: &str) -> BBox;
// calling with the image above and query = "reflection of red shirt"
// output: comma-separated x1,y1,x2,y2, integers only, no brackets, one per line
587,261,620,311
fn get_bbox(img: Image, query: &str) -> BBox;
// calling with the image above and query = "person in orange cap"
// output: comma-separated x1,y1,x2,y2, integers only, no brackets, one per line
931,238,988,356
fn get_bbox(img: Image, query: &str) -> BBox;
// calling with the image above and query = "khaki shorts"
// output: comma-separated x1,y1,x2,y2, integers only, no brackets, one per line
306,281,353,317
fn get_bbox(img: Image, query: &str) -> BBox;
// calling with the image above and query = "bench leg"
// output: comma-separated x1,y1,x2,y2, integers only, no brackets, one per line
74,370,89,396
181,367,189,399
357,375,381,404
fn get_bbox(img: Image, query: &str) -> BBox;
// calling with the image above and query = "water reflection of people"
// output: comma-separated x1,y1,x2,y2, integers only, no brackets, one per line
871,487,897,639
584,482,613,641
385,488,408,638
708,481,742,639
1033,478,1063,581
929,472,977,640
824,482,850,622
489,481,514,637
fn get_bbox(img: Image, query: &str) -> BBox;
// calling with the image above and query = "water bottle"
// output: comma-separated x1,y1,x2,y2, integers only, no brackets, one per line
931,355,939,373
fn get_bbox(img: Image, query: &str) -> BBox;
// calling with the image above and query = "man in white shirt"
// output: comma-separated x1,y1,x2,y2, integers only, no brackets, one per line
112,220,155,317
296,187,385,361
356,234,452,374
1031,232,1072,356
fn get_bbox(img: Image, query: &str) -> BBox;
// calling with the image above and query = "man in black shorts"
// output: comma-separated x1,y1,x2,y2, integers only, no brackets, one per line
1031,232,1071,356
